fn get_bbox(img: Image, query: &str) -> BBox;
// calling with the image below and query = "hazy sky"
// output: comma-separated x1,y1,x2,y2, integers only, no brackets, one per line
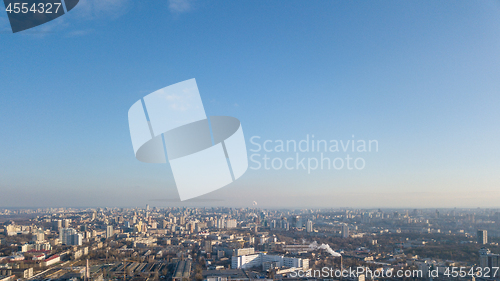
1,0,500,208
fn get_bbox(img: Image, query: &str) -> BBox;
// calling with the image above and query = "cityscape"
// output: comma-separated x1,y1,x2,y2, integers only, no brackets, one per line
2,0,500,281
1,206,500,280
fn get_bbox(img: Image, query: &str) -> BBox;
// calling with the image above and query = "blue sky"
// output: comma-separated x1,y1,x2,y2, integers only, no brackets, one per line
1,0,500,208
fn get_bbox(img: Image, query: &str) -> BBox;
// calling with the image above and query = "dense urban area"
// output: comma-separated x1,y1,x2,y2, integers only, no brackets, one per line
0,207,499,281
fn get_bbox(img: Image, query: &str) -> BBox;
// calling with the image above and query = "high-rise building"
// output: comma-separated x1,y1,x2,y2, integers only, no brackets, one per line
32,230,45,242
161,220,167,229
226,219,237,229
341,224,349,238
106,225,114,238
60,228,75,245
74,233,83,246
136,221,143,233
270,220,277,229
479,248,500,277
217,218,225,229
52,220,62,231
204,240,212,253
59,228,82,246
63,219,70,228
188,222,195,233
478,230,488,244
306,220,313,233
295,216,302,229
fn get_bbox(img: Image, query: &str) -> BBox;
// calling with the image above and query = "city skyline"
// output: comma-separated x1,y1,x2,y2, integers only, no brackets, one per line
1,205,499,280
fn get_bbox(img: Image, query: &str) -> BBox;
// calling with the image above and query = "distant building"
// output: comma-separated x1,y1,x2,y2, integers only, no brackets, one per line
233,248,255,256
270,220,277,229
226,219,237,229
280,218,289,231
204,269,248,281
8,254,24,262
204,240,213,253
341,224,349,238
294,216,302,229
32,230,45,242
42,255,60,267
52,220,62,231
60,228,82,246
106,225,114,238
306,220,313,233
63,219,70,228
72,249,83,260
32,253,46,261
217,218,225,229
173,260,191,281
283,244,311,254
135,221,144,233
478,230,488,244
18,242,51,252
479,248,500,277
231,253,309,270
12,268,33,279
18,244,29,252
133,237,156,248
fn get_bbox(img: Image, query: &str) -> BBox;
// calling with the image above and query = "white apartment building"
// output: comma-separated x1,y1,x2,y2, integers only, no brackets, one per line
226,219,237,229
480,248,500,276
60,228,82,246
231,253,309,270
306,220,313,233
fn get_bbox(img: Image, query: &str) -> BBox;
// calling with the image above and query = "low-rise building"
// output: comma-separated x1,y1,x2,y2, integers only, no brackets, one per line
42,255,60,267
231,253,309,270
12,268,33,279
